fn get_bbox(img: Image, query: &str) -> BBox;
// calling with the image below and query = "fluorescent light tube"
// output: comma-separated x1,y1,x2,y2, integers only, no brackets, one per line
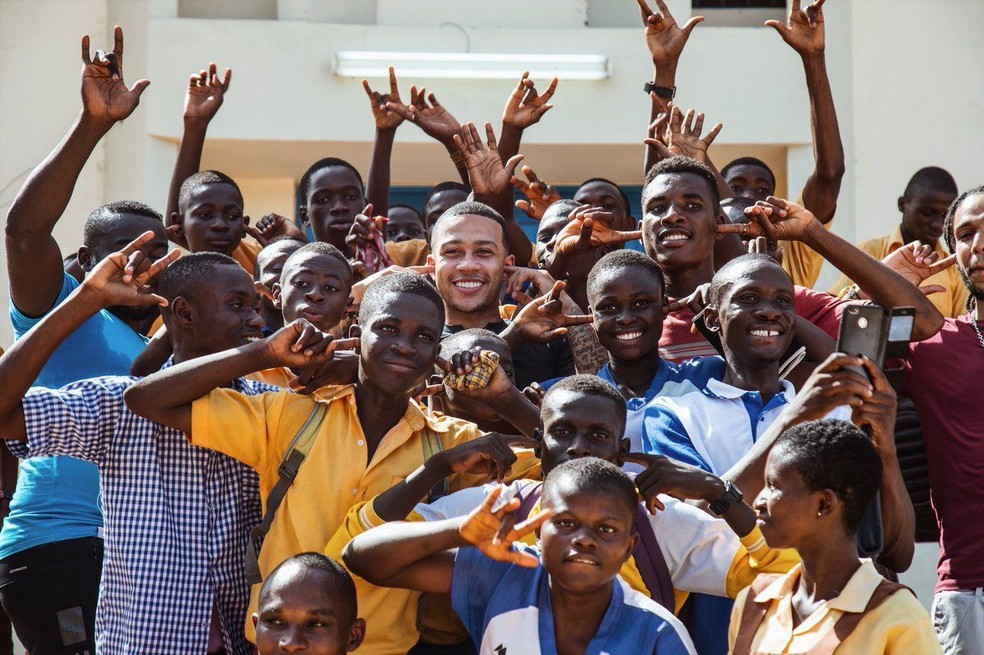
334,51,610,80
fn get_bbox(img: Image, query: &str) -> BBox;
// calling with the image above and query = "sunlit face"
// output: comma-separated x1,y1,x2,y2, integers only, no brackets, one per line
253,564,365,655
276,253,353,332
428,214,513,319
180,183,246,255
753,446,817,549
951,192,984,301
358,292,443,396
589,265,664,363
642,172,721,271
539,482,636,595
574,181,634,232
181,264,266,355
537,391,627,476
301,167,366,250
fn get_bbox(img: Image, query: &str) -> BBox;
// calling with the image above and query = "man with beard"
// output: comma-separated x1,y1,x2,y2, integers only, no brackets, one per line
903,186,984,654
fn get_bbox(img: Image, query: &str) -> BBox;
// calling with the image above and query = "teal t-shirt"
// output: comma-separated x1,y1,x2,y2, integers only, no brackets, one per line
0,272,148,559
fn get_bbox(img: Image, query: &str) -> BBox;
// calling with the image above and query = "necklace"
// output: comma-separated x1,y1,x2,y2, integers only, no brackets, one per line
972,314,984,350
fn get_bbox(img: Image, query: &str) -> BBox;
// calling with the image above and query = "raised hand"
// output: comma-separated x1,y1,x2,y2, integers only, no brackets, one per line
512,165,562,220
663,282,710,316
879,241,955,296
510,280,593,343
644,104,722,164
183,62,231,124
453,122,524,197
388,86,462,148
459,485,551,568
765,0,826,58
554,204,642,256
619,452,726,513
363,66,407,131
345,204,393,273
502,72,558,131
288,345,360,394
747,235,784,267
80,231,179,309
637,0,704,66
347,264,433,313
80,26,150,125
503,265,559,304
260,319,349,369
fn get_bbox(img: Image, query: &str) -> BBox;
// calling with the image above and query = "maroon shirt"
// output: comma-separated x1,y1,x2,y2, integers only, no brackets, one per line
905,313,984,592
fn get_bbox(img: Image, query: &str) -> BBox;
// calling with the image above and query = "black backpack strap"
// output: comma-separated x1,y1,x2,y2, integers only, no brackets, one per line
632,504,676,611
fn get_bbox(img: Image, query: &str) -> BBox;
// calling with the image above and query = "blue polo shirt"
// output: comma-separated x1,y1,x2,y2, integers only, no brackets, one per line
1,272,148,559
451,544,695,655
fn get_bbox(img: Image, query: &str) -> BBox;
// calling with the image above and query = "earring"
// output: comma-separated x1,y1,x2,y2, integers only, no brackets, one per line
707,325,720,332
817,511,823,517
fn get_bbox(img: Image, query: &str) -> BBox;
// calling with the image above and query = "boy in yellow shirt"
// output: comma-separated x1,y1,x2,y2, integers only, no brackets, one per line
125,272,540,650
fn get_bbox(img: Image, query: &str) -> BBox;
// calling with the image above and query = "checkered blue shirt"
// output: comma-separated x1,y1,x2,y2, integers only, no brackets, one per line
9,374,276,654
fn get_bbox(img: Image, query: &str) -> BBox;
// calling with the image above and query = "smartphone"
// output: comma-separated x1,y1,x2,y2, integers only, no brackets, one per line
836,305,915,378
837,305,888,373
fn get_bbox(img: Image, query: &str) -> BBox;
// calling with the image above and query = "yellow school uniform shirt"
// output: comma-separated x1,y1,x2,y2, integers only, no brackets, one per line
384,238,430,267
189,384,516,648
828,226,968,318
327,489,798,652
728,560,943,654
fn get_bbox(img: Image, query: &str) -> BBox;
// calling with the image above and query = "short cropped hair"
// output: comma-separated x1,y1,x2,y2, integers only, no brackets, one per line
774,420,882,533
82,200,162,247
280,241,352,286
903,166,958,200
299,157,364,203
358,271,445,326
578,177,632,216
260,552,358,623
720,196,758,224
389,203,424,224
430,201,511,252
708,253,788,306
544,457,637,519
156,252,241,307
586,249,665,302
544,375,627,436
423,181,468,213
643,156,720,211
721,156,776,190
253,236,307,282
439,328,508,359
177,170,243,212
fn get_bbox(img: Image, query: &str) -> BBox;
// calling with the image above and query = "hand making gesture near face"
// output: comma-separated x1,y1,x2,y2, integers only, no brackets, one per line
363,66,407,131
645,104,723,164
79,231,180,310
554,204,643,256
183,62,231,123
459,485,551,568
512,165,562,220
80,25,150,125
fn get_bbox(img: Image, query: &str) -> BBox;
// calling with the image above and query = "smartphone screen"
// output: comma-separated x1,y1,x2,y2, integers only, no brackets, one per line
888,314,914,342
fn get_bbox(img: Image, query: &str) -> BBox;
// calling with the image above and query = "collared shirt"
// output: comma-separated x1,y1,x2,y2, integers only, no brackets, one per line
728,560,943,654
9,374,273,655
828,225,969,318
642,360,850,476
452,544,696,655
190,384,534,651
596,357,726,473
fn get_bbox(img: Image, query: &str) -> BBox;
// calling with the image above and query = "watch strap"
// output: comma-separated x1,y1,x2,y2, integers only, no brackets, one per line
644,82,676,100
709,481,743,517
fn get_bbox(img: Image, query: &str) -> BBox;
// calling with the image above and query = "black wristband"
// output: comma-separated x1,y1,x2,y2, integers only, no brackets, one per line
709,481,743,517
644,82,676,100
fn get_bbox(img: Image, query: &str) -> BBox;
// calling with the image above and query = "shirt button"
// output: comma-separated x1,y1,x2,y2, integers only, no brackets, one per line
352,489,358,495
357,439,365,446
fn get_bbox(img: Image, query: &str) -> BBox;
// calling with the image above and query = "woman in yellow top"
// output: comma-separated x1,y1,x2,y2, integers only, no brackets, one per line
729,419,942,655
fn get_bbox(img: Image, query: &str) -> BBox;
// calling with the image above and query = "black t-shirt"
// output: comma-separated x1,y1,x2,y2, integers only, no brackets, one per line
442,320,575,390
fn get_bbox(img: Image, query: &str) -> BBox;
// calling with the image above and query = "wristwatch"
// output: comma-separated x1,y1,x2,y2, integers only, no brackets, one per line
709,481,743,517
644,82,676,100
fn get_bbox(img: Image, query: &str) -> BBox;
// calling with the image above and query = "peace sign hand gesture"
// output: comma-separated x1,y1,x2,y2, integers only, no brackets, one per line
79,232,179,309
459,485,551,568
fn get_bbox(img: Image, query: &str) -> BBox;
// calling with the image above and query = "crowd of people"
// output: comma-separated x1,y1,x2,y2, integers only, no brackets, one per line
0,1,981,654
